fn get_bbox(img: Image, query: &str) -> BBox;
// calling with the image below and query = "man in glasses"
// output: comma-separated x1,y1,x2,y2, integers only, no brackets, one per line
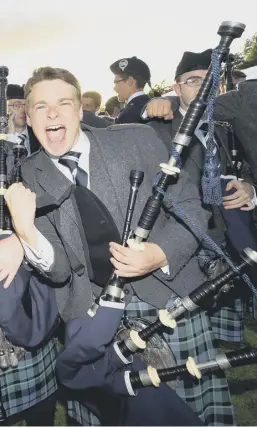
146,49,255,345
7,84,40,154
110,56,151,124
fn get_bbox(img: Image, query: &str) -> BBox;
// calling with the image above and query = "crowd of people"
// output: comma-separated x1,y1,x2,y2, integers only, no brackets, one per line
0,39,257,427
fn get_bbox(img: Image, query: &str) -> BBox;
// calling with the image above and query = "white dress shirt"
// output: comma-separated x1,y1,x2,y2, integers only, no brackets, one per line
7,127,31,155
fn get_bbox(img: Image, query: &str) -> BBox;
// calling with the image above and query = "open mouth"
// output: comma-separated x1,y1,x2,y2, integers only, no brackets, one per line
45,124,66,143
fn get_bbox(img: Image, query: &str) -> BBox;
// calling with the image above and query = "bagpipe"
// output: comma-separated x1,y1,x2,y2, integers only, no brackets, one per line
224,53,242,177
88,20,248,317
121,346,257,396
0,66,26,237
56,19,257,409
0,66,27,425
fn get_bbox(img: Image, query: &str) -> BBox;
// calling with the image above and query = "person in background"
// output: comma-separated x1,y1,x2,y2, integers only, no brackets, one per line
105,95,121,119
81,91,102,113
7,84,40,154
110,56,151,124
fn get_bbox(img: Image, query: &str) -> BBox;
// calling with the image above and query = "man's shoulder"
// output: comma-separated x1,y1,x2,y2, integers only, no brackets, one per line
85,122,157,139
84,122,168,157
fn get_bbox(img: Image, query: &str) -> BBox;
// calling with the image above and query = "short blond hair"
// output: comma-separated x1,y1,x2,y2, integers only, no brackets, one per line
24,66,82,103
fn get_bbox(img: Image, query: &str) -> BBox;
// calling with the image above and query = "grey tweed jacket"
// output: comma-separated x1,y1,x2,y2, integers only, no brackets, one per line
21,124,209,321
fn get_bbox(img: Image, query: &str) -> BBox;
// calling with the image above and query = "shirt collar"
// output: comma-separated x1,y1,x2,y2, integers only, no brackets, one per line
127,91,146,104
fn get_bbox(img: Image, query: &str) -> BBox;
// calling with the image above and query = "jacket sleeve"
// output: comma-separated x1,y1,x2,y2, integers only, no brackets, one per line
56,303,129,389
21,163,71,285
0,268,59,348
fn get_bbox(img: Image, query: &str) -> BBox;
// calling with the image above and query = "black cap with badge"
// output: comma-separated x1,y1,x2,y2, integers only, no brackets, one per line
175,49,212,80
110,56,151,86
7,84,25,100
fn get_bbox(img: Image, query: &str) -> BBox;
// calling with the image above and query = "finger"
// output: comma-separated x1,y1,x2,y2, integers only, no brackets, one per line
163,102,172,116
224,198,249,208
0,269,8,281
224,200,249,209
240,204,255,211
224,195,249,205
147,102,155,117
223,191,243,201
109,242,130,257
164,112,174,120
225,180,241,192
109,247,129,264
114,270,140,278
223,194,240,202
148,101,158,117
155,104,164,118
110,258,138,274
3,272,15,289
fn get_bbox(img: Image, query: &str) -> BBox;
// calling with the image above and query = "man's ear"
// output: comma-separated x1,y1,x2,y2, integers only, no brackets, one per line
128,76,135,87
173,83,181,97
26,113,31,127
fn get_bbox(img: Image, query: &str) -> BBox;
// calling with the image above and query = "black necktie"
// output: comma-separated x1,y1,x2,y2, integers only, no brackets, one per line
58,151,88,187
18,134,28,155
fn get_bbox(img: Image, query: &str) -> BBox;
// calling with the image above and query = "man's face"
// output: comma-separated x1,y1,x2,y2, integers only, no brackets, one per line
113,74,131,103
26,79,82,156
82,97,98,113
7,99,26,128
174,69,208,110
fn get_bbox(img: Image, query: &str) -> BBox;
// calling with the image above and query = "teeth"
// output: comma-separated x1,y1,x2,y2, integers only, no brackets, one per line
47,125,63,131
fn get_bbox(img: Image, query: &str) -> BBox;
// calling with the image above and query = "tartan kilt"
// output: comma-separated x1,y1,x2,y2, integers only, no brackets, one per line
68,296,235,426
0,338,58,417
209,298,244,342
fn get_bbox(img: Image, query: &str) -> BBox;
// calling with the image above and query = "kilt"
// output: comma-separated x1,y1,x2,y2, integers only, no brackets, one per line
209,298,244,342
68,296,235,426
0,338,58,417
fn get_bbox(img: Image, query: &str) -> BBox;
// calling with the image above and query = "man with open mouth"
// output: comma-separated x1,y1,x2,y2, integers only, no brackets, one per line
4,66,235,426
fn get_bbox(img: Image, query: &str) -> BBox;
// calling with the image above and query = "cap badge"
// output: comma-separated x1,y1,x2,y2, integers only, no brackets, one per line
119,59,128,71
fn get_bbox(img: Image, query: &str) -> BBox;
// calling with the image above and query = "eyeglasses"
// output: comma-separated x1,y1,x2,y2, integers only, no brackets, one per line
114,78,127,85
8,103,26,109
178,76,204,87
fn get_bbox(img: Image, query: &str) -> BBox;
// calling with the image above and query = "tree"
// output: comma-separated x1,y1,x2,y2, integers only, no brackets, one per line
147,80,174,98
233,33,257,69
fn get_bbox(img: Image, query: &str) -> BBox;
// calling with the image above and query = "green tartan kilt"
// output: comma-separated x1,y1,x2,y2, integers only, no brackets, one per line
210,298,244,342
0,338,58,417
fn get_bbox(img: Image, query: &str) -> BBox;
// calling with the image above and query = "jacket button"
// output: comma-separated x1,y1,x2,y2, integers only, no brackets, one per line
124,289,129,295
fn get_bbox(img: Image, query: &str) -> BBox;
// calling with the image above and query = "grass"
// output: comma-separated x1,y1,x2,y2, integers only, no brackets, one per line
224,315,257,426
